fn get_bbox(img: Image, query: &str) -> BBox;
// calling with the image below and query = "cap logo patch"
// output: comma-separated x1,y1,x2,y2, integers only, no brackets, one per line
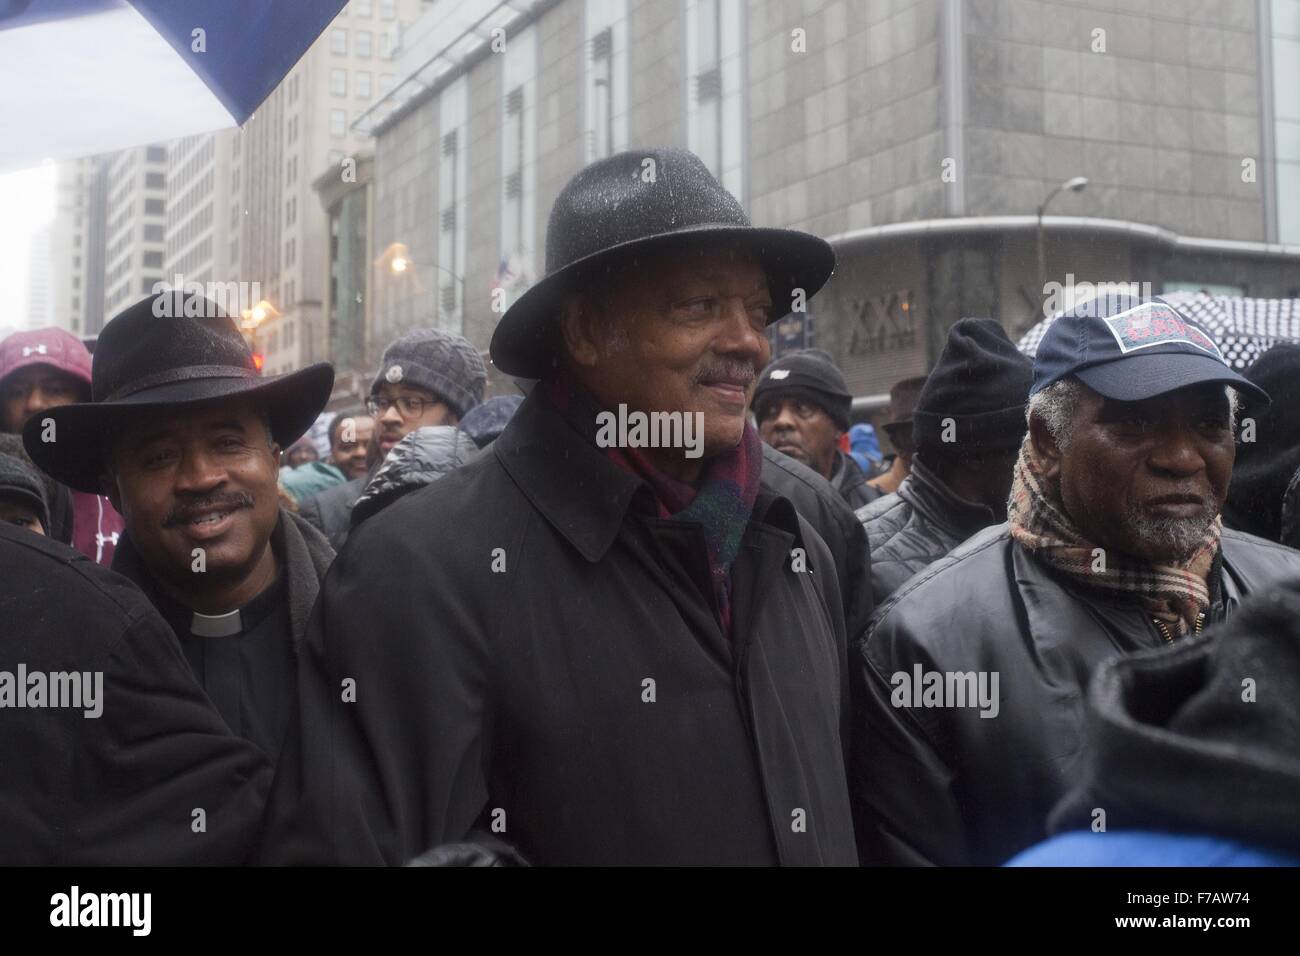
385,365,403,383
769,369,790,379
1101,303,1223,360
22,344,48,357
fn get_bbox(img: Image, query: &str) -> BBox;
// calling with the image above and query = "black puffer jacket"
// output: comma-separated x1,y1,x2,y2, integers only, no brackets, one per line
852,522,1300,866
856,458,997,605
761,444,873,645
351,426,478,528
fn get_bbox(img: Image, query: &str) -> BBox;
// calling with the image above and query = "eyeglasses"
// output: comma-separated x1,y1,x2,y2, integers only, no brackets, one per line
366,394,441,419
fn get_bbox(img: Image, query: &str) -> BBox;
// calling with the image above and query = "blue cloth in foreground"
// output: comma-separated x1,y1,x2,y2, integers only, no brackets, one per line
1007,830,1300,867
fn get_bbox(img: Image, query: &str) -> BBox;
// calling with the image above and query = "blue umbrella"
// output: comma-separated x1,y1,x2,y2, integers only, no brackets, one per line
0,0,347,170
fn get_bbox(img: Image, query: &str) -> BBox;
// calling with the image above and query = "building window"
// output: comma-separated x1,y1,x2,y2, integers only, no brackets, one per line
143,251,163,268
500,25,537,297
356,30,372,58
356,0,373,15
144,224,164,241
379,73,395,96
330,109,347,137
145,171,165,189
146,145,166,162
141,277,161,293
331,28,348,55
438,77,468,332
1275,5,1300,243
686,0,743,200
145,198,165,214
356,70,372,100
584,0,627,162
330,68,347,96
380,0,395,19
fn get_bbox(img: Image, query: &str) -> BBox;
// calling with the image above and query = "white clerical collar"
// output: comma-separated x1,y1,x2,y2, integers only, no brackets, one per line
190,609,243,638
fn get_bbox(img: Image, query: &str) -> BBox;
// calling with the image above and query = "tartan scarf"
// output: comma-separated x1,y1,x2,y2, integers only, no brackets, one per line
1007,434,1220,637
543,371,762,635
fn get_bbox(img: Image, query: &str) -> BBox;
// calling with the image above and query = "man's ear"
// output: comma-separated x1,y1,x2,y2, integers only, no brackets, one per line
1028,414,1062,481
100,466,122,514
558,293,601,369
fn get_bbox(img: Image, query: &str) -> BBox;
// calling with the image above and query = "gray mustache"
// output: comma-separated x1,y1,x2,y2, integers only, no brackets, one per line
693,360,758,387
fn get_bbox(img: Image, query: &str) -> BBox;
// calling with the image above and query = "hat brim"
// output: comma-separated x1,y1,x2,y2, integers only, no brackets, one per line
23,363,334,494
489,225,836,378
1074,352,1270,405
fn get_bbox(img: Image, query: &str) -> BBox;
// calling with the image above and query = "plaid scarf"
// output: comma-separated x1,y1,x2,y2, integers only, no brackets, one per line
543,372,761,635
1007,434,1220,638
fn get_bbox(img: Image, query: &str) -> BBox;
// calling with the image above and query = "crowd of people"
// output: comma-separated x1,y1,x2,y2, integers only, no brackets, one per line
2,146,1298,866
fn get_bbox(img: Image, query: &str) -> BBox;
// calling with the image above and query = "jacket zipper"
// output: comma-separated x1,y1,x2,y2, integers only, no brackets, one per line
1153,612,1205,644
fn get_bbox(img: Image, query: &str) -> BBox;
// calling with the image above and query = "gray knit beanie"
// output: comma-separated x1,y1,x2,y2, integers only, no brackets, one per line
370,328,487,419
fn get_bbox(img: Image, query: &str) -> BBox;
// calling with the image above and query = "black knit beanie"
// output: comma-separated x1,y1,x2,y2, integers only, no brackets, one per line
0,451,50,532
753,348,852,431
1223,344,1300,542
911,319,1033,453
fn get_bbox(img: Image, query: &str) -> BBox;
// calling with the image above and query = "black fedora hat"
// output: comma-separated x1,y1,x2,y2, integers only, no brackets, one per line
489,147,836,378
23,293,334,494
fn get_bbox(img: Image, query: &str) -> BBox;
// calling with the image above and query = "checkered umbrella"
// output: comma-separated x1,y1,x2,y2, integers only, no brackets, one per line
1017,292,1300,371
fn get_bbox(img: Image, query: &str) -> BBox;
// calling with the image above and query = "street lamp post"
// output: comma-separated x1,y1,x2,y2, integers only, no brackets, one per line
1036,176,1089,301
382,242,467,330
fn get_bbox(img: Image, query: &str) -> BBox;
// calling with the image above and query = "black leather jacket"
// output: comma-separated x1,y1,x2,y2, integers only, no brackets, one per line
851,522,1300,866
856,458,997,605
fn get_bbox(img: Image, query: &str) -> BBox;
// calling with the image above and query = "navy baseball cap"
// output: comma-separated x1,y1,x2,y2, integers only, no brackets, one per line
1030,294,1270,405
